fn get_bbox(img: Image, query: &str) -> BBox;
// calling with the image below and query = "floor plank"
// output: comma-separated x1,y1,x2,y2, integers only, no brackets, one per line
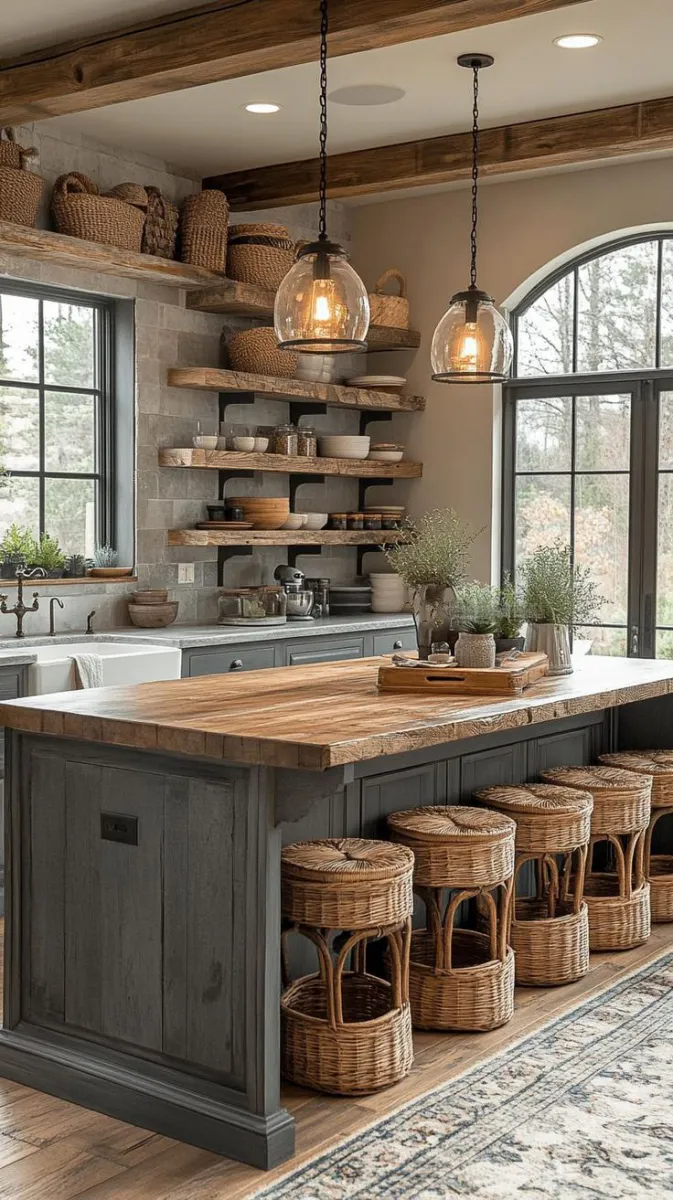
0,925,670,1198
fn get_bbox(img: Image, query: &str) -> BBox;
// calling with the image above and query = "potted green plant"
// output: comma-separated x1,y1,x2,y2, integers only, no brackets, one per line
454,582,499,668
30,533,67,579
385,508,477,659
64,554,91,578
0,524,36,579
495,575,526,654
90,544,133,579
520,541,604,676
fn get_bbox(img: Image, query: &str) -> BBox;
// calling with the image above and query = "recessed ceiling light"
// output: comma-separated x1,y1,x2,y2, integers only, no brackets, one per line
329,84,406,107
244,102,281,114
554,34,602,49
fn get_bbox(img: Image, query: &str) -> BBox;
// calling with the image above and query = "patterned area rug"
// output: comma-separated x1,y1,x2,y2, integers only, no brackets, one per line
255,953,673,1199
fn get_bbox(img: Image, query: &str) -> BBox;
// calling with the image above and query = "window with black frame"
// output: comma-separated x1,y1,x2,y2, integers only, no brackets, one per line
0,283,114,560
502,233,673,660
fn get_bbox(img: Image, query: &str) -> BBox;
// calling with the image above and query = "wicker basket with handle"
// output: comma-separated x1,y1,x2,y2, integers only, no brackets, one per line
0,127,44,227
227,222,295,290
142,185,179,259
51,173,146,250
180,189,229,271
226,326,297,379
368,269,410,329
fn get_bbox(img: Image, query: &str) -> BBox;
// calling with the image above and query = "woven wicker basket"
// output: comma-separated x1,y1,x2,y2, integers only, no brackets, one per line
649,853,673,922
540,765,652,836
0,127,37,170
408,928,514,1032
598,752,673,925
51,173,146,250
475,784,593,855
387,806,515,890
0,166,44,227
142,185,179,259
226,326,297,379
368,268,410,329
599,750,673,808
180,189,229,271
511,897,589,987
281,838,414,929
227,222,295,290
578,875,651,951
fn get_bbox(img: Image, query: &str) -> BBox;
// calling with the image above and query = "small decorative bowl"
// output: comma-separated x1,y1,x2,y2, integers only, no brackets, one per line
232,436,256,452
128,601,179,628
253,437,270,453
193,435,218,450
282,513,308,530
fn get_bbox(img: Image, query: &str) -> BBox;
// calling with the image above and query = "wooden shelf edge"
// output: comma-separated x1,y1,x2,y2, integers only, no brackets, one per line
167,530,408,547
0,575,137,588
166,367,425,412
159,448,422,479
0,222,226,288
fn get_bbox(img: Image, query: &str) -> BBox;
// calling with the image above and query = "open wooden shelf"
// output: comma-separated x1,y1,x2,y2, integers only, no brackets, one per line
168,529,408,547
159,448,422,479
185,281,421,351
166,368,424,413
0,222,226,288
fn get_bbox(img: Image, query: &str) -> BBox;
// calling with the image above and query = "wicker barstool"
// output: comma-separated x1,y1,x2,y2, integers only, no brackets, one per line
387,807,516,1032
600,751,673,923
474,785,593,987
540,765,652,951
280,838,414,1096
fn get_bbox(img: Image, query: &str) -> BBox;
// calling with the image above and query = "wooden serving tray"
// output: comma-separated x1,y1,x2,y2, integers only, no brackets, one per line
378,652,549,696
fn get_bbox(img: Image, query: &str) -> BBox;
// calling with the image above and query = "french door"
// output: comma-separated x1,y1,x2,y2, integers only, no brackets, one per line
502,373,673,659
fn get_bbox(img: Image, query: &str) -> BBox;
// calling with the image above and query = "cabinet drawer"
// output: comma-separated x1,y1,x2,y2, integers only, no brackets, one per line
284,638,365,668
185,645,276,676
373,629,416,656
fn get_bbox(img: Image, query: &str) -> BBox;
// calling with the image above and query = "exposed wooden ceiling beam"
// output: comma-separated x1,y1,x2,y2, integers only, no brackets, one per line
205,96,673,208
0,0,588,123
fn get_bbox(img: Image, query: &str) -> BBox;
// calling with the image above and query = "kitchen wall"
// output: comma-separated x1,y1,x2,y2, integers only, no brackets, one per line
352,153,673,580
0,124,375,633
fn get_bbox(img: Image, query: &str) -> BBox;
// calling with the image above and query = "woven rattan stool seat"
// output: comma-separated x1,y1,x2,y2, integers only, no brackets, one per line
281,838,414,929
387,806,515,889
540,765,651,836
600,751,673,924
475,784,593,855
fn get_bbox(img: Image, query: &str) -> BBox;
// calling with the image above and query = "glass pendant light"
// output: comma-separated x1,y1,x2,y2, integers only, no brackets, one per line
274,0,370,353
431,54,513,383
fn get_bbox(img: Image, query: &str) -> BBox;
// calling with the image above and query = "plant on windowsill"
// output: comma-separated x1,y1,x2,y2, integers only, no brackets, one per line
28,533,67,579
494,574,527,654
0,524,37,579
64,554,92,578
520,540,604,676
89,544,133,579
453,582,499,668
384,508,479,659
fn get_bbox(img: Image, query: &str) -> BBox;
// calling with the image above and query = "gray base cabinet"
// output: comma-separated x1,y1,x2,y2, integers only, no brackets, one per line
181,625,416,677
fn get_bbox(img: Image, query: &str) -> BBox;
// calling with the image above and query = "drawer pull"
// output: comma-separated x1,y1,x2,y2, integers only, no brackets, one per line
230,658,244,671
393,640,403,650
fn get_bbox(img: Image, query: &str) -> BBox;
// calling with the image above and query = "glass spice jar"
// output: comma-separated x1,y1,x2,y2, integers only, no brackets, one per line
329,512,347,530
297,426,318,457
347,512,364,531
271,424,298,456
381,515,400,530
363,512,382,531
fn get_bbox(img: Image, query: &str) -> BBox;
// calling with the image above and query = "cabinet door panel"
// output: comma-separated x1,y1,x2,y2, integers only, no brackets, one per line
360,763,441,840
185,646,276,676
373,630,417,656
531,726,595,775
460,743,527,800
284,639,365,667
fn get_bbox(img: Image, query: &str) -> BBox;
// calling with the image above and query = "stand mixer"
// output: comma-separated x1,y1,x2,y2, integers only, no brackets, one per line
273,566,315,621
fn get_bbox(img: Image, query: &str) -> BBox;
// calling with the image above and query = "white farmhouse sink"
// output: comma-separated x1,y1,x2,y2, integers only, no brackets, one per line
25,642,182,696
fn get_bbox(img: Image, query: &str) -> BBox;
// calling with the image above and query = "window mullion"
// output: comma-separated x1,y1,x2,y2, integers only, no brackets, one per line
37,299,45,537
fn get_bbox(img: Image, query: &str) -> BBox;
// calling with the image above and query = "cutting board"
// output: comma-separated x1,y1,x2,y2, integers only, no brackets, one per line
377,652,549,696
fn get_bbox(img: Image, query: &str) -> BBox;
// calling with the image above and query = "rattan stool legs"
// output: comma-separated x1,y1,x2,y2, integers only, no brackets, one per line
582,832,651,951
511,847,590,986
645,807,673,922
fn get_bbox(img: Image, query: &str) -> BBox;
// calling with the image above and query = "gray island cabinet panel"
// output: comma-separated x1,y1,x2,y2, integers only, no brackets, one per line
180,623,416,676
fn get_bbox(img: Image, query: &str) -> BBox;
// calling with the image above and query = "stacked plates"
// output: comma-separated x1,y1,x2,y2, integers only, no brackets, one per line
329,580,373,615
347,375,406,394
228,496,290,530
369,573,406,614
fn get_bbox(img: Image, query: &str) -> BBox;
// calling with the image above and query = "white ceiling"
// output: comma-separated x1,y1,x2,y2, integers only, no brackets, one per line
15,0,673,178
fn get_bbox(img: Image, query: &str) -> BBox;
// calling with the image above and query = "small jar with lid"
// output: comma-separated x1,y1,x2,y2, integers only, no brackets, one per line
329,512,348,530
297,426,318,458
363,512,382,531
347,512,364,531
382,514,400,530
271,424,298,456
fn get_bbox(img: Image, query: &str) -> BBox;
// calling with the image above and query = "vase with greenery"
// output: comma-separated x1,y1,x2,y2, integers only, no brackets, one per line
30,533,67,579
520,540,604,675
494,575,527,654
0,524,37,579
385,508,477,658
453,582,499,668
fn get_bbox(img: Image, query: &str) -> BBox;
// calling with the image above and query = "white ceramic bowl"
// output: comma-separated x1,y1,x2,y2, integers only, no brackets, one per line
281,513,308,530
193,435,218,450
232,436,256,452
368,449,404,463
302,513,328,530
318,435,371,460
253,437,270,453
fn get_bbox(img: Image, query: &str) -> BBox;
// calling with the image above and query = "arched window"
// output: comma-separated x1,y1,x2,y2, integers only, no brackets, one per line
502,233,673,659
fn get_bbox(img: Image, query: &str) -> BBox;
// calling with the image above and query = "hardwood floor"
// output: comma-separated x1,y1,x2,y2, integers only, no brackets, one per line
0,924,670,1199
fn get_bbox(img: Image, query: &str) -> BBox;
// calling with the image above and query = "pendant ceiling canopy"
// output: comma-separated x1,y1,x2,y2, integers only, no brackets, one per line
274,0,370,354
431,54,513,384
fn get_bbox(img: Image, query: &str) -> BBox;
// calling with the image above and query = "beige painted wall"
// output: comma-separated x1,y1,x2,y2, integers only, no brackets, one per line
353,154,673,579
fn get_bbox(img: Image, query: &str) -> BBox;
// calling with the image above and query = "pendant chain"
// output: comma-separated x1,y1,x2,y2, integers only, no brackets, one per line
318,0,328,241
470,63,480,290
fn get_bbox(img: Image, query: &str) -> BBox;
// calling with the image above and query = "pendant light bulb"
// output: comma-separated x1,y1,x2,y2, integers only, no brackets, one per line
274,0,370,353
431,55,513,384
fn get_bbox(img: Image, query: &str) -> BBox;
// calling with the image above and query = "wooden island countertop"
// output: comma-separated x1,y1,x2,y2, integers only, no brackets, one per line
2,654,673,771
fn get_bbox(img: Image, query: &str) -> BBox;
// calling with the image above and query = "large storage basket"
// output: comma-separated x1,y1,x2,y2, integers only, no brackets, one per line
368,268,410,329
600,750,673,923
51,173,146,250
227,222,295,290
142,185,179,259
180,189,229,271
226,326,297,379
0,127,44,227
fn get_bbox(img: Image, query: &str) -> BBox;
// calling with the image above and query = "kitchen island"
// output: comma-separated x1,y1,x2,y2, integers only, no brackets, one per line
0,654,672,1169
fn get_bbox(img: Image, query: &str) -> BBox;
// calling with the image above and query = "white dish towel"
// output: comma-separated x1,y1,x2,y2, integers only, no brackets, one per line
71,653,104,689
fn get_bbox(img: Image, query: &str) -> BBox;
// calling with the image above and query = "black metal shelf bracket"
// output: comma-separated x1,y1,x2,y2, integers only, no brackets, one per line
358,476,395,510
359,410,393,436
287,545,323,569
288,473,325,511
288,401,327,424
218,389,257,425
218,469,254,500
216,544,254,586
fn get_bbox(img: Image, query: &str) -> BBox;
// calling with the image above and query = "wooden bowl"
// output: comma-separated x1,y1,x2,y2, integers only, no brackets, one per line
89,567,134,578
128,601,179,628
132,590,169,605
